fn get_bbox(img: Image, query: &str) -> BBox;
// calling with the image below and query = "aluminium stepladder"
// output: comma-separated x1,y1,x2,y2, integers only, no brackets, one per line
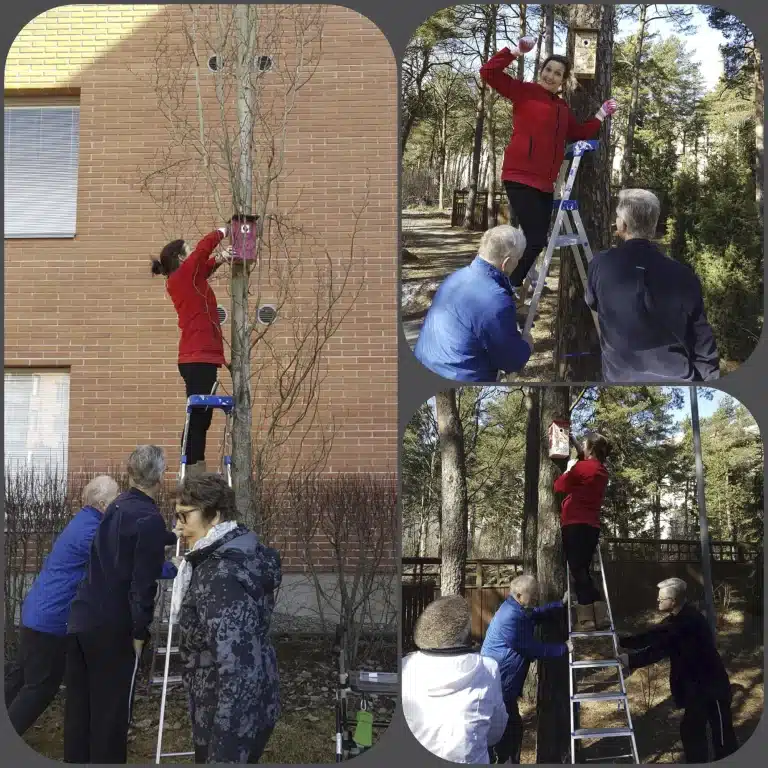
566,543,639,764
152,392,235,763
519,140,602,340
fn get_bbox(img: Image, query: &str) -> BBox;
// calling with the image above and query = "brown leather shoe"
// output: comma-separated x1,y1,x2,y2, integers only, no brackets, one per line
574,603,596,631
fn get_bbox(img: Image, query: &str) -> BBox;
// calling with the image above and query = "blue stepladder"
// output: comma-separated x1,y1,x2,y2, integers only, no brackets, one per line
519,139,602,341
153,389,236,763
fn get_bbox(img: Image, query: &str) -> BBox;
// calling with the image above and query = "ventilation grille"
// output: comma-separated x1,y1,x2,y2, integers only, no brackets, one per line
257,304,277,325
217,305,228,325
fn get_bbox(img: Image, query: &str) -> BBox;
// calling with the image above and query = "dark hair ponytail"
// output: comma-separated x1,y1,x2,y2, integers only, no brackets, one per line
151,259,163,276
584,432,611,464
152,239,186,277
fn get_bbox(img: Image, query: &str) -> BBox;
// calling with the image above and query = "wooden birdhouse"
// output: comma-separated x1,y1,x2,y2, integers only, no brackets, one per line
548,420,571,460
230,214,259,261
573,28,598,78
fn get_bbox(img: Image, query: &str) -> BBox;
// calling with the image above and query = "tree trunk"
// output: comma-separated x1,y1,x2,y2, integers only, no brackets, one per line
486,13,498,228
402,45,434,155
231,4,257,527
554,4,615,382
439,97,449,210
755,46,764,231
653,486,661,539
545,4,554,57
620,5,648,186
522,386,540,572
436,389,469,596
464,6,496,230
535,386,571,764
533,8,545,81
517,5,527,80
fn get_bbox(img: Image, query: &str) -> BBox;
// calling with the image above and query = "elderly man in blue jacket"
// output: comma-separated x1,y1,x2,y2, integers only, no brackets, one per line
481,575,572,764
4,476,119,736
414,225,534,382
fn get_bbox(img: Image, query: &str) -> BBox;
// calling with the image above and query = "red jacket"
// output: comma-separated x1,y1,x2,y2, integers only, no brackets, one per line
166,230,226,365
480,48,602,193
553,457,608,528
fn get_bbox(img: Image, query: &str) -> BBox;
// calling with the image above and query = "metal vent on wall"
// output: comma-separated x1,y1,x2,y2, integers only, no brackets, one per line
217,305,228,325
257,304,277,325
207,54,274,73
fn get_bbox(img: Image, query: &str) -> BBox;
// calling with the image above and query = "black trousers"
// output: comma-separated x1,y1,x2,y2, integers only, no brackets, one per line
179,363,219,465
504,181,554,288
489,698,522,764
680,697,738,763
194,726,274,764
63,630,140,764
562,524,602,605
4,626,67,736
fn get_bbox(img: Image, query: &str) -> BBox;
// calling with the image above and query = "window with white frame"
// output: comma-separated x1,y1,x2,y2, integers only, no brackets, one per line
4,370,70,477
4,100,80,238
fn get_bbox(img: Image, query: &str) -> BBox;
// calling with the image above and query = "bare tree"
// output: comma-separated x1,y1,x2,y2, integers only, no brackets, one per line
436,389,469,595
133,5,369,529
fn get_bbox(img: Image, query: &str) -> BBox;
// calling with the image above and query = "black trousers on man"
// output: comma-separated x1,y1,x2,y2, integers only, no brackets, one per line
489,697,522,764
63,630,140,764
178,363,219,465
194,727,275,764
680,696,738,763
504,181,554,288
562,524,602,605
4,626,67,735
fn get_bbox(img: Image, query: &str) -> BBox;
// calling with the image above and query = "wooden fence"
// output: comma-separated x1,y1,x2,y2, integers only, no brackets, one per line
451,189,508,230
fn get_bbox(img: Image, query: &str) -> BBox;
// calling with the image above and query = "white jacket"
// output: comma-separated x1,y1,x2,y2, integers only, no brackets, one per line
402,649,508,764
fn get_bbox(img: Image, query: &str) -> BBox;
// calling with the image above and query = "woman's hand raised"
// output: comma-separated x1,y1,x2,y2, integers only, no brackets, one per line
514,36,536,55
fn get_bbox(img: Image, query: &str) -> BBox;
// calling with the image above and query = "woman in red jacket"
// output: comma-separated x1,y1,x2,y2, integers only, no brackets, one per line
480,37,618,290
151,227,230,475
553,432,611,631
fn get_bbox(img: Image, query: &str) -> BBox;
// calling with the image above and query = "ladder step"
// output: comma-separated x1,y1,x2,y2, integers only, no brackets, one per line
186,395,234,413
552,234,588,248
152,675,183,685
574,727,634,739
570,630,615,638
553,199,579,211
571,659,621,669
572,691,627,703
157,647,180,655
584,755,635,762
160,752,196,758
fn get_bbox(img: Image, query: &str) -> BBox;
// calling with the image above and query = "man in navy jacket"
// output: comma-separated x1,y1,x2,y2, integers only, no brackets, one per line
481,575,572,763
64,445,176,764
414,225,533,382
586,188,720,383
4,476,119,735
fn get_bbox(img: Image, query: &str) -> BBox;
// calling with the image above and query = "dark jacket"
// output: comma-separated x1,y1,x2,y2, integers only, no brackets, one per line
586,238,720,382
166,230,226,366
480,47,602,193
179,525,282,763
621,603,732,708
480,596,567,703
67,488,175,640
22,506,102,637
414,256,531,382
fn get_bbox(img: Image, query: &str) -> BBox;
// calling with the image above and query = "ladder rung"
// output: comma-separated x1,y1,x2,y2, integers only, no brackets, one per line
160,752,196,758
570,630,615,638
152,675,183,685
572,691,627,703
552,234,588,248
574,727,634,739
571,659,621,669
584,755,635,762
157,647,180,655
186,394,234,413
553,199,579,210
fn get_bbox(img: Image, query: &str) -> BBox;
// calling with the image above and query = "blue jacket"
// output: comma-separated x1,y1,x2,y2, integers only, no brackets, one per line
21,506,103,637
67,488,176,641
414,257,532,382
481,596,567,703
586,239,720,382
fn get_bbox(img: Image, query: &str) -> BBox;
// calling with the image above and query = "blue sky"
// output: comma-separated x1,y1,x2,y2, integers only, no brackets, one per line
671,387,727,426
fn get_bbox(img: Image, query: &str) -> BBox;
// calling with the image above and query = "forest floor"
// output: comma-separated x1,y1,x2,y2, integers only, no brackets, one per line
19,635,397,764
401,208,558,383
517,608,764,763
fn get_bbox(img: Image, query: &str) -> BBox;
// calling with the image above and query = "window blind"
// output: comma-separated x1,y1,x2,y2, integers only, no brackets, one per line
4,105,80,238
4,370,70,477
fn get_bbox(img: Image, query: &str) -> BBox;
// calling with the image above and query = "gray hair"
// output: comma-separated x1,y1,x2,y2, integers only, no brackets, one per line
413,596,472,650
657,577,687,601
616,189,660,239
82,475,119,512
127,445,166,489
510,574,538,595
478,225,527,270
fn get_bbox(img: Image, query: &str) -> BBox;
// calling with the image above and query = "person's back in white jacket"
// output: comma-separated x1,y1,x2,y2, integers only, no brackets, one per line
401,596,508,764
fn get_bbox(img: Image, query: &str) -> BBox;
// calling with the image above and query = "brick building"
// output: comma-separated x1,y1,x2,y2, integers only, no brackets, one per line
3,5,397,619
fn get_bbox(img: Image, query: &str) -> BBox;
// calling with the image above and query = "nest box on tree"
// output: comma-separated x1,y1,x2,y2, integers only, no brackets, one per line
573,28,598,78
548,419,571,460
229,214,260,261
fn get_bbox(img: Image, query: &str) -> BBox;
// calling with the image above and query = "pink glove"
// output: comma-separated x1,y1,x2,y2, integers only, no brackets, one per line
596,99,618,120
514,36,536,55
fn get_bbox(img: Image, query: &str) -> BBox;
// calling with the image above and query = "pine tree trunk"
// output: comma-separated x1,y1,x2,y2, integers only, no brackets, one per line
533,10,545,81
545,4,554,57
620,5,648,186
517,5,527,80
554,4,615,382
522,386,540,572
755,47,764,230
436,389,469,596
535,386,571,763
439,98,449,210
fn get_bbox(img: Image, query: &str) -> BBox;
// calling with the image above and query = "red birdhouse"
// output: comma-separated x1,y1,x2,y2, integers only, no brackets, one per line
230,214,259,261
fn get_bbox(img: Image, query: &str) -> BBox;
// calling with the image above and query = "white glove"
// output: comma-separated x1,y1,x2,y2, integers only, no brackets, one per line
566,458,578,472
565,639,574,653
217,225,229,238
596,98,618,121
513,36,536,55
